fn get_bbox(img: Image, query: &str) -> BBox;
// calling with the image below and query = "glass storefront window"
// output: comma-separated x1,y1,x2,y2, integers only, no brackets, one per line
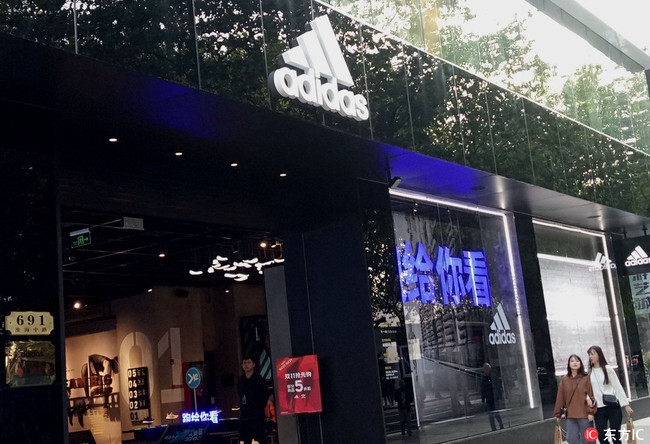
531,220,636,401
390,189,541,442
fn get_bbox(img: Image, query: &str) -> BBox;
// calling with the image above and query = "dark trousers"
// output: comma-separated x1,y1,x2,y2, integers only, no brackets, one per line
239,418,266,444
594,404,623,444
398,408,412,435
487,403,503,431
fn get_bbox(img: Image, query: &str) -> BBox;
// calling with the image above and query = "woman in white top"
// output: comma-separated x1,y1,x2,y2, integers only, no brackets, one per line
587,345,633,444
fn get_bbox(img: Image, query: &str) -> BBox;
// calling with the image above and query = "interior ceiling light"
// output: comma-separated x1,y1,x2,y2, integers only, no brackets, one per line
108,137,118,143
73,301,81,309
279,173,287,177
158,252,166,258
216,255,228,262
207,267,215,274
231,163,238,167
175,152,183,157
260,241,267,248
189,270,203,276
244,258,258,264
234,275,249,282
147,288,153,293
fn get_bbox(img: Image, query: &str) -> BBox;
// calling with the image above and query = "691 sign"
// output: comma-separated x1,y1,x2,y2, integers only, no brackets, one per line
128,367,150,422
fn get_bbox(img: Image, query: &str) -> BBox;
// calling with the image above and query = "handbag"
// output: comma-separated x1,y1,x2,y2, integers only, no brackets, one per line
602,393,619,406
554,424,563,444
627,415,636,444
595,368,620,406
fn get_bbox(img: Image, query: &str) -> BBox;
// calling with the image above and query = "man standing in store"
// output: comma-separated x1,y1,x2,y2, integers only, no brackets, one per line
481,363,505,431
238,356,269,444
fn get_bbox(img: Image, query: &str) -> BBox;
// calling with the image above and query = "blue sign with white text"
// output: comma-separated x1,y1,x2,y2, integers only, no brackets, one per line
396,241,492,307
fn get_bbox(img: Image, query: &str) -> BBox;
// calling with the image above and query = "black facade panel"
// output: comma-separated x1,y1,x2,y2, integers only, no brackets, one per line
282,179,385,443
0,147,65,442
514,214,557,418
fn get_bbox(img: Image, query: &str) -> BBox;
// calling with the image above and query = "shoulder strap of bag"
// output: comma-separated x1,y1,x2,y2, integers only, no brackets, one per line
566,380,581,407
593,367,609,393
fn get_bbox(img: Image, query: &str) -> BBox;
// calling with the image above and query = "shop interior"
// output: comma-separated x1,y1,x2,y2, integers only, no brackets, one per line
61,207,282,444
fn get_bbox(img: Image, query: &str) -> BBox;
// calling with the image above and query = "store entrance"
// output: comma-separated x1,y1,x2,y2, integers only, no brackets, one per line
61,208,282,444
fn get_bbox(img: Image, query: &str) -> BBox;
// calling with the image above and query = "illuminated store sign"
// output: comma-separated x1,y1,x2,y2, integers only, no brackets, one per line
268,15,369,121
489,303,516,345
625,245,650,267
396,241,492,307
181,411,219,424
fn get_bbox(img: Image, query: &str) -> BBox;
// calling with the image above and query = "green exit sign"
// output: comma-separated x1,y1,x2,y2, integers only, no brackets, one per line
70,228,91,248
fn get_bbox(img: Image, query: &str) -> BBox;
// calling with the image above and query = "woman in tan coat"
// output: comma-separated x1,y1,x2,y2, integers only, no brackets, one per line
554,354,597,444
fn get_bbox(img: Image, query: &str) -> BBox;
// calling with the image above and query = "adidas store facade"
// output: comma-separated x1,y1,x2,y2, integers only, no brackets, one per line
3,2,650,444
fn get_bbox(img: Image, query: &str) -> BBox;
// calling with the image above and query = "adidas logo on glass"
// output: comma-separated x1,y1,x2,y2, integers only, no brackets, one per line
268,15,369,121
625,246,650,267
589,252,616,271
489,303,516,345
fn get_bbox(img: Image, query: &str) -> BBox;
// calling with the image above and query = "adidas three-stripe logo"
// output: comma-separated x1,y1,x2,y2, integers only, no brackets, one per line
590,252,616,271
488,304,516,345
268,15,369,121
625,246,650,267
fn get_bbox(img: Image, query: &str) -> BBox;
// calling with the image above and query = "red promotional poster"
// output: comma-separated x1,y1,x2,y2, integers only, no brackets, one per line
276,354,322,415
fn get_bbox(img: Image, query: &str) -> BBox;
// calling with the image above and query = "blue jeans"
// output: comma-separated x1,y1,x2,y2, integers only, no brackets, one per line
566,418,591,444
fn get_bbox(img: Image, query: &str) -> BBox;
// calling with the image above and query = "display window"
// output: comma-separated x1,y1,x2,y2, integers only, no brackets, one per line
61,209,282,444
385,189,541,442
532,220,639,408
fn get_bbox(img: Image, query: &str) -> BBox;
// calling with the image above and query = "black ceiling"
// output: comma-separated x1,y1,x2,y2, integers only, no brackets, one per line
61,208,281,302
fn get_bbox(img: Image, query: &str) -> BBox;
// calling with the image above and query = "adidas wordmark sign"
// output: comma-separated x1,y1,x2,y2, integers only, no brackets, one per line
625,246,650,267
268,15,369,121
489,304,516,345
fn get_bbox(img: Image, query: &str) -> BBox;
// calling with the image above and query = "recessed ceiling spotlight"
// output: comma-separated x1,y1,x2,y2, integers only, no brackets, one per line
225,290,230,293
260,241,268,248
147,288,153,293
158,252,166,258
189,270,203,275
175,152,183,157
280,173,287,177
108,137,118,143
73,301,82,309
231,163,238,167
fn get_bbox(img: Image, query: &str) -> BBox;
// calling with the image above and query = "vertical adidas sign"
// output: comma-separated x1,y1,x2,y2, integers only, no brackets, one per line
489,303,516,345
268,15,369,121
625,246,650,267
